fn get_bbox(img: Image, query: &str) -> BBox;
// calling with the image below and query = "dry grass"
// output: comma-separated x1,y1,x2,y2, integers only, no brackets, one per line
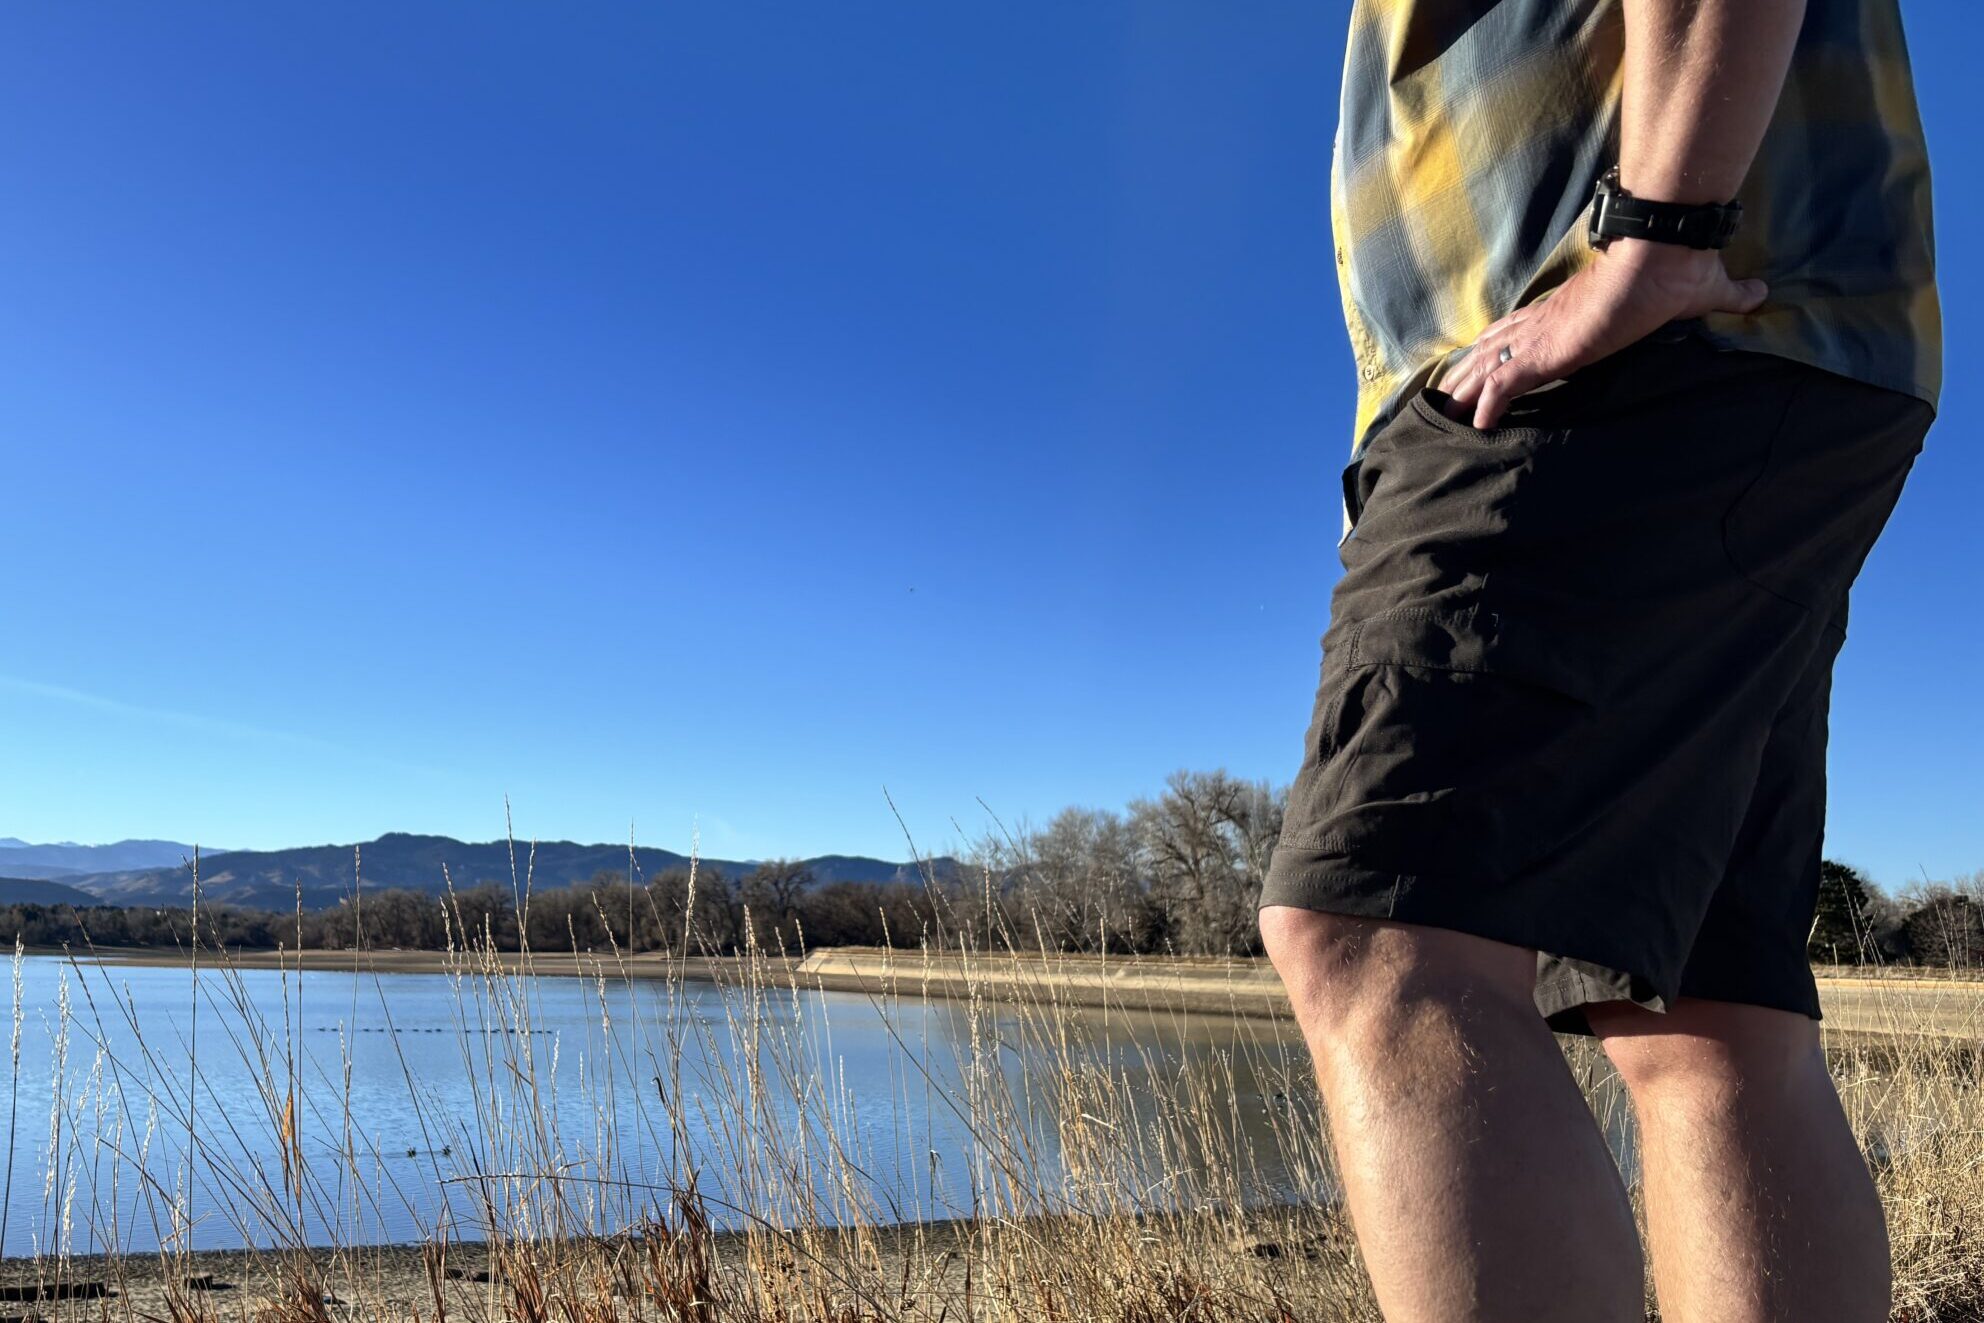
1,875,1980,1322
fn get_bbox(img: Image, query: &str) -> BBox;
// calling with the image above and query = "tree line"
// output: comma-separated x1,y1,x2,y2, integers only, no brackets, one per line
5,770,1981,967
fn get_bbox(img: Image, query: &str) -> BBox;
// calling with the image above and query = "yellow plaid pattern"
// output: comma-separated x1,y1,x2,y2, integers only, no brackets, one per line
1333,0,1941,457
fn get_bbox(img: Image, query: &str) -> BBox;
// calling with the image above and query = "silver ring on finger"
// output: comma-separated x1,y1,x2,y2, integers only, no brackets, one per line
1497,344,1514,365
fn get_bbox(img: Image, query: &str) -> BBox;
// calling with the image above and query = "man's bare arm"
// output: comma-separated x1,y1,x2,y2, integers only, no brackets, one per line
1622,0,1807,203
1443,0,1807,427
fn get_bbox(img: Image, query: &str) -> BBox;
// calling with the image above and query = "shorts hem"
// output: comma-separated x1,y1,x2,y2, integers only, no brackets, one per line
1262,844,1826,1034
1262,844,1681,1037
1677,964,1823,1023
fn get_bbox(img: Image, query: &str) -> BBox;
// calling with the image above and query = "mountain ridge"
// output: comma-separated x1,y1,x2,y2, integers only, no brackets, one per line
26,833,954,912
0,838,223,879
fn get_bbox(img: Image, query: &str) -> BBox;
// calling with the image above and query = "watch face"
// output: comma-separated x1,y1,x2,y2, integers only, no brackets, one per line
1588,175,1617,248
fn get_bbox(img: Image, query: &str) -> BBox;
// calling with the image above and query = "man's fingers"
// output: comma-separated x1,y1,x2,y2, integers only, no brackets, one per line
1453,330,1536,409
1718,277,1769,314
1471,359,1549,429
1477,308,1531,341
1444,312,1535,405
1447,335,1514,406
1443,358,1485,408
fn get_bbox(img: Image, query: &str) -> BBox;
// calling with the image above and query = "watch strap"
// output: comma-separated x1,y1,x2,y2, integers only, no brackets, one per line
1588,167,1743,251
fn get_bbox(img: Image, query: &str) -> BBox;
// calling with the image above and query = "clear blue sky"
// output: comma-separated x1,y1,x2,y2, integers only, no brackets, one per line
2,3,1976,890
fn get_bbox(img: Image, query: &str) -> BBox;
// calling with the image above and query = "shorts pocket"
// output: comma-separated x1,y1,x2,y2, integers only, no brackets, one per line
1285,606,1605,880
1407,345,1642,445
1348,607,1602,707
1408,388,1551,444
1340,394,1562,565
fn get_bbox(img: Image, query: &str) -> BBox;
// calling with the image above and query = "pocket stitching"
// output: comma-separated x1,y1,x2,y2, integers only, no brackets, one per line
1347,606,1601,706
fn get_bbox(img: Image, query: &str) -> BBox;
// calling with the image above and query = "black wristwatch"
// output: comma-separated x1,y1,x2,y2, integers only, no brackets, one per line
1588,167,1743,251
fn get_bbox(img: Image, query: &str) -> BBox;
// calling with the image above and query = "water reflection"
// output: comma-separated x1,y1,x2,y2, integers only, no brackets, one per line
3,955,1334,1254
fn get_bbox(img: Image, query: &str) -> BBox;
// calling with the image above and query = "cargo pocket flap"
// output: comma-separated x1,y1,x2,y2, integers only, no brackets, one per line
1347,608,1602,706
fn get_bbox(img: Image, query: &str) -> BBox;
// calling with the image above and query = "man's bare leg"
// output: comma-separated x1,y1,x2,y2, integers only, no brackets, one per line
1260,907,1644,1322
1590,998,1890,1323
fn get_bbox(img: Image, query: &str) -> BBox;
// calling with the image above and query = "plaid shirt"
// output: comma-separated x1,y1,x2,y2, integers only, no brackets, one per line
1332,0,1941,460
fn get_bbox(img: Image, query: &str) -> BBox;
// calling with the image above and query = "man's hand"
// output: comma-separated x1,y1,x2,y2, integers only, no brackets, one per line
1442,239,1768,429
1441,0,1804,430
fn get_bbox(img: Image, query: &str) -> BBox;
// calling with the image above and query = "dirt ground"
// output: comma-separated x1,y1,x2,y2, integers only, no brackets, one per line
0,1206,1353,1323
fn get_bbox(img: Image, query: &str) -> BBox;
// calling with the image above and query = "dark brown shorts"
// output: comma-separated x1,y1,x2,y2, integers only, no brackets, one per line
1262,333,1930,1034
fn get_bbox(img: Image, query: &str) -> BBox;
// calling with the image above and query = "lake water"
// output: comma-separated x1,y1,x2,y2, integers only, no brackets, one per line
2,954,1348,1256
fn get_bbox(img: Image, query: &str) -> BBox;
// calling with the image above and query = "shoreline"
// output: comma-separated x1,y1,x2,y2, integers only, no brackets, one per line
29,944,1984,1038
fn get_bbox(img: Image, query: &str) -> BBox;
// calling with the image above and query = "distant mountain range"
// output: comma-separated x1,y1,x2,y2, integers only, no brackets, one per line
0,833,953,912
0,837,218,879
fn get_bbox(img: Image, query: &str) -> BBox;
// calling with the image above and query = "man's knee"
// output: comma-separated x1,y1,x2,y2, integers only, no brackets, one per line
1591,997,1819,1100
1259,905,1537,1050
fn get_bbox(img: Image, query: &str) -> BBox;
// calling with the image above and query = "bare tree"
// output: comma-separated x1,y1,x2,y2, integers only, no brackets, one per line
1022,808,1153,952
1132,770,1284,955
1895,872,1984,969
742,860,814,952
